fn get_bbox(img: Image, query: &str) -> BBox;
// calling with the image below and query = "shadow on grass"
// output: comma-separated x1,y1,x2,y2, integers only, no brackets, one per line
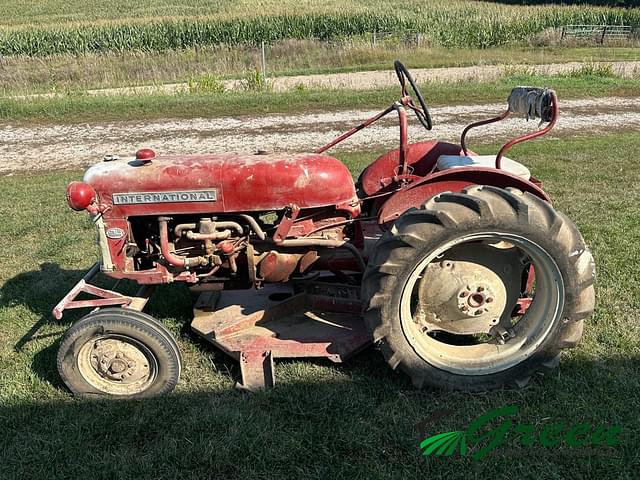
0,263,82,334
0,355,638,480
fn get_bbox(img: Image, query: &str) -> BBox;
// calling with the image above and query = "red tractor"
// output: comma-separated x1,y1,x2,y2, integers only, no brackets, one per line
55,61,594,399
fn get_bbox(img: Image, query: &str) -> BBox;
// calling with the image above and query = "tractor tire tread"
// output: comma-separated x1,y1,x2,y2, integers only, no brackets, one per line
57,308,181,400
362,186,595,391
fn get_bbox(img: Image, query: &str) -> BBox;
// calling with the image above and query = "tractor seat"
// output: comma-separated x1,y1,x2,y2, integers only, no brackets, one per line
436,155,530,181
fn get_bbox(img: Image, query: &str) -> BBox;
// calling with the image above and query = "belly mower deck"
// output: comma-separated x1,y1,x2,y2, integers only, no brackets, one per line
190,281,370,390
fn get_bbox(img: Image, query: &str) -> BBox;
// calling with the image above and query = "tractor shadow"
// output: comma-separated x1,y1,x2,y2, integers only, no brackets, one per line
0,263,88,348
0,355,638,479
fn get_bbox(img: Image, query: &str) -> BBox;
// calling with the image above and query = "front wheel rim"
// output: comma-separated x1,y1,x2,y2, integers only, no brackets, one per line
77,334,158,395
399,232,564,376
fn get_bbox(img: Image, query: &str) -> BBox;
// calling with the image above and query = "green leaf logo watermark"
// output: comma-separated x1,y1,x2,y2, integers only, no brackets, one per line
420,431,467,457
419,405,621,461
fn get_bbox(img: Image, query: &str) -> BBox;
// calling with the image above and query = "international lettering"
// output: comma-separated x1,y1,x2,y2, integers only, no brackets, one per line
112,190,217,205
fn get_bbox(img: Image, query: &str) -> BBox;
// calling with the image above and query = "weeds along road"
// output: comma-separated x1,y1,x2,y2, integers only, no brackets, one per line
1,96,640,175
8,61,640,99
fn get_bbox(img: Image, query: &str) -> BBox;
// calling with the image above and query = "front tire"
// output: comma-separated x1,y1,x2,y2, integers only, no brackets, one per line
57,308,182,399
362,186,595,390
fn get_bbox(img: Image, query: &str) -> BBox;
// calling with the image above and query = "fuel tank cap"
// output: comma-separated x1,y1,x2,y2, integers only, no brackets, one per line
135,148,156,163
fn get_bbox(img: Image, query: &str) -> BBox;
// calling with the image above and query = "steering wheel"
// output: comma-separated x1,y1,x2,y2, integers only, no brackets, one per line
394,60,433,131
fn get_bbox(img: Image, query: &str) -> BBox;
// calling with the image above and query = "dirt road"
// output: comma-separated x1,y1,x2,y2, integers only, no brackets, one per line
1,96,639,174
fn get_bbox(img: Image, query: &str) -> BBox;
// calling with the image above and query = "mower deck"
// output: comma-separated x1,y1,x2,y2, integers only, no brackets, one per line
190,281,370,390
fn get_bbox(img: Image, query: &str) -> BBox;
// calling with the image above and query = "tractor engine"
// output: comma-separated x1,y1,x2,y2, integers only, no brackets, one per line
132,214,251,282
66,149,361,287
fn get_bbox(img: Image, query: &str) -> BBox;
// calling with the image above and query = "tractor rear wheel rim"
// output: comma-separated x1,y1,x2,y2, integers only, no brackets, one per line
77,334,158,395
399,232,564,376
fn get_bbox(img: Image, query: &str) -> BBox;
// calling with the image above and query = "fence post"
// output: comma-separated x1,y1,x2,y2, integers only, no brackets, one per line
601,25,607,44
372,31,377,47
260,41,267,91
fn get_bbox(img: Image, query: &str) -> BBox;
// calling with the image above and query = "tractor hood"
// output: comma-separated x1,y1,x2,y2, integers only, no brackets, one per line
83,152,357,216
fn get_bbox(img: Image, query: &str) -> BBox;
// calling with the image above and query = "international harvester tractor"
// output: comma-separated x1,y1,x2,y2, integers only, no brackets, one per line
55,62,594,399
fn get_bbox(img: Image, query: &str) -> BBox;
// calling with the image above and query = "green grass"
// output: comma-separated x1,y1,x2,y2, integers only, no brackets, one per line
1,131,639,478
0,0,638,54
2,43,639,96
2,72,639,124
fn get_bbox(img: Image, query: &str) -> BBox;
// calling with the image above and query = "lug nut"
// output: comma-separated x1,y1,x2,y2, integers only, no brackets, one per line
486,297,494,303
477,286,485,292
460,291,468,298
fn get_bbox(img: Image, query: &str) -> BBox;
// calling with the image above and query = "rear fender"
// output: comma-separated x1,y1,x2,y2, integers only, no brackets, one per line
377,167,550,226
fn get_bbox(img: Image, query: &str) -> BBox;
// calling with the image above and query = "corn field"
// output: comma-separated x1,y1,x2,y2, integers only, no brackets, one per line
0,5,639,56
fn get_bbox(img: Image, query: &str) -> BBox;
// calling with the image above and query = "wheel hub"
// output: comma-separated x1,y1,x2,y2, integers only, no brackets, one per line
92,346,141,381
457,283,496,316
415,244,523,335
79,336,153,393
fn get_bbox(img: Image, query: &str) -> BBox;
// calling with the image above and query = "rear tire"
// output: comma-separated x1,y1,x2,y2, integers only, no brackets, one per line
362,186,595,390
57,308,181,399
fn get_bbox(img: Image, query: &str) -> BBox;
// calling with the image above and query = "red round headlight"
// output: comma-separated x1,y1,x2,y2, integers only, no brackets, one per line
66,181,96,211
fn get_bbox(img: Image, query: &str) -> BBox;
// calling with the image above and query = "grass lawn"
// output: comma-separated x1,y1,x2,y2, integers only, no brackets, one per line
0,131,638,478
2,72,640,124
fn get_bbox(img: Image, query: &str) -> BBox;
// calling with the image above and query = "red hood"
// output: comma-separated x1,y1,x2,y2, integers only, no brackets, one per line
83,152,357,216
